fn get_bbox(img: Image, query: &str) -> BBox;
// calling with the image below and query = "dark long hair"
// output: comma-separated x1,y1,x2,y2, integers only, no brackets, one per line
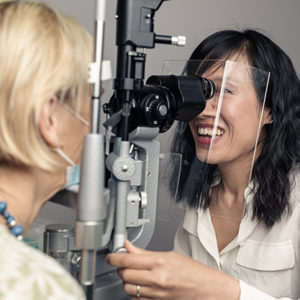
171,29,300,227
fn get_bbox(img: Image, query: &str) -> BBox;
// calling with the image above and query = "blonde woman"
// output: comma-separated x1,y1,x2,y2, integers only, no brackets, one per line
0,1,92,299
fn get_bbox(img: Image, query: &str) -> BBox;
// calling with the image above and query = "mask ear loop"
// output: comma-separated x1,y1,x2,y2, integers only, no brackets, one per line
60,103,90,127
51,103,89,166
51,103,90,166
55,147,76,166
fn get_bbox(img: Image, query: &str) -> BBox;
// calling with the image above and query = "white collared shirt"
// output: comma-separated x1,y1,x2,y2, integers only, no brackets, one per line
173,166,300,300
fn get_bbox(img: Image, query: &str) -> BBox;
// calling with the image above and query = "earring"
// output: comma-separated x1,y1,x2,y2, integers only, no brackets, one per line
269,120,273,124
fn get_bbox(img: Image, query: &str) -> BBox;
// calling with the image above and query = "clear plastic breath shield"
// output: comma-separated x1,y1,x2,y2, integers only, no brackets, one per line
161,59,270,221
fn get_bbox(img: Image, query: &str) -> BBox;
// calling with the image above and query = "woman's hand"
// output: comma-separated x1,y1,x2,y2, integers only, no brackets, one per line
106,241,240,300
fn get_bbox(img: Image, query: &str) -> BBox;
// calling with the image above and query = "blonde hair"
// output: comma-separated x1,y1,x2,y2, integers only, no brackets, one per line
0,1,92,171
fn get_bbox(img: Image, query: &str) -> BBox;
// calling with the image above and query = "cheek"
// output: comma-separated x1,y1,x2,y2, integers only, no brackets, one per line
220,102,264,155
221,100,260,130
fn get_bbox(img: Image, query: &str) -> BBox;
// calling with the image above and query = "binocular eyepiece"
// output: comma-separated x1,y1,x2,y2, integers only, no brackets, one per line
200,77,215,100
104,75,215,133
131,75,215,132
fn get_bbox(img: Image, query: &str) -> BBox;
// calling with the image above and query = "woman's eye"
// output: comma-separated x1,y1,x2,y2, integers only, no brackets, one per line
223,88,233,94
214,86,233,95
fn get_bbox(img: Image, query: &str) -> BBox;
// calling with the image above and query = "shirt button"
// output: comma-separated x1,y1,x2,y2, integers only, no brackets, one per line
240,241,246,247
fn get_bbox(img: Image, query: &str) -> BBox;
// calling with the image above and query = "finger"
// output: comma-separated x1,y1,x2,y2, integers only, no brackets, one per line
124,240,148,254
118,269,154,286
106,252,156,270
124,283,164,299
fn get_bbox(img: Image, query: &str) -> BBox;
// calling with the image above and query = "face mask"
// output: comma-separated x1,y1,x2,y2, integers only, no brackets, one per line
64,165,80,193
56,148,80,193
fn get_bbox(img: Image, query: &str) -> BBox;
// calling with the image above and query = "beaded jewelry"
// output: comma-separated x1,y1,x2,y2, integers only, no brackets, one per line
0,201,24,240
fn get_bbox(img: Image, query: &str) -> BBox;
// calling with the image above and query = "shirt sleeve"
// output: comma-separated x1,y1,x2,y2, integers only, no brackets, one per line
239,280,292,300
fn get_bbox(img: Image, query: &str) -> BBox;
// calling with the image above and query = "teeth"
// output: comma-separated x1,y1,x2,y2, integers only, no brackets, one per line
197,127,224,137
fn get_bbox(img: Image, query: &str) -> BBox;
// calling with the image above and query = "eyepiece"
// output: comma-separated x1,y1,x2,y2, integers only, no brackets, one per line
200,77,215,100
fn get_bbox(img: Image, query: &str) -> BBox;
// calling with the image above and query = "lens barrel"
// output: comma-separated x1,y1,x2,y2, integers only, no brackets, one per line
200,77,215,100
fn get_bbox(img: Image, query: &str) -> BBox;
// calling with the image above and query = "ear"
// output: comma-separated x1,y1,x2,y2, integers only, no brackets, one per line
262,107,273,125
39,96,60,148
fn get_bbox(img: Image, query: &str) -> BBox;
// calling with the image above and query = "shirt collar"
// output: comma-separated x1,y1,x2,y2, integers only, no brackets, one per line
196,173,259,251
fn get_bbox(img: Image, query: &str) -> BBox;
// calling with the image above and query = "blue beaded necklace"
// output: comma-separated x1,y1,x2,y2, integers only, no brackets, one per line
0,201,24,240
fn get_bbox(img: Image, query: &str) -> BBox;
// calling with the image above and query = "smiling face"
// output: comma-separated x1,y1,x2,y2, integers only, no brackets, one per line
189,59,271,167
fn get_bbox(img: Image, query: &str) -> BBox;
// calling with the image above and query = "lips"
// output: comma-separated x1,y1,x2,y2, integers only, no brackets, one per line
194,122,225,146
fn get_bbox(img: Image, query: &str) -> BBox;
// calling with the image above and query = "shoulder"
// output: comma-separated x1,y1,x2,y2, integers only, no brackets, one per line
0,225,85,300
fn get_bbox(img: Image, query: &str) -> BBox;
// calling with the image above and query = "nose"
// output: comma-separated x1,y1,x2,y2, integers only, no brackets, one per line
204,93,219,112
192,94,219,120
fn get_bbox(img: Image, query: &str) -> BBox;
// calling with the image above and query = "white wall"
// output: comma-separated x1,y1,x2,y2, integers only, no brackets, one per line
41,0,300,250
47,0,300,76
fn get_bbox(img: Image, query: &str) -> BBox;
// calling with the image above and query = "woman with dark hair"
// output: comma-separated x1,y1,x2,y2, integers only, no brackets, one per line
107,29,300,299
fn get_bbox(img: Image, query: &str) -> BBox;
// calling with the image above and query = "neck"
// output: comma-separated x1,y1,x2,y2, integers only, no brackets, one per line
209,150,260,220
214,155,254,211
219,164,250,196
0,164,65,233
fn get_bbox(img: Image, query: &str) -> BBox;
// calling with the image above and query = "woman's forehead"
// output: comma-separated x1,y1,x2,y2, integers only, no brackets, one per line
202,62,253,88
